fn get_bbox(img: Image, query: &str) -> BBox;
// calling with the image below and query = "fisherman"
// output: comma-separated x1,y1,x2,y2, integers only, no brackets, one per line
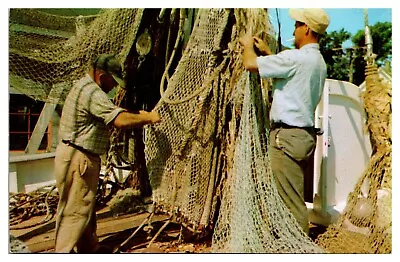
239,8,330,234
54,54,161,253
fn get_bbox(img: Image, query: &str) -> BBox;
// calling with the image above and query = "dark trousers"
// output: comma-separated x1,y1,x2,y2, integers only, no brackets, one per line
269,126,316,234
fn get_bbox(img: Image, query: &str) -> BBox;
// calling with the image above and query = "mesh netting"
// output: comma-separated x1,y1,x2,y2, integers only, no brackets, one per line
210,71,324,253
145,8,234,228
144,8,322,252
9,8,392,253
9,8,143,103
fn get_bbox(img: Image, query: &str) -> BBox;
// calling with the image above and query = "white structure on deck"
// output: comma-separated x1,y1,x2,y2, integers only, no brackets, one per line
309,79,373,225
9,152,56,193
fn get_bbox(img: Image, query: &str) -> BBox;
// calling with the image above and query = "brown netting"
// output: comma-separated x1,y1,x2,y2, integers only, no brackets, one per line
9,8,143,103
144,8,322,253
145,8,234,229
9,8,392,253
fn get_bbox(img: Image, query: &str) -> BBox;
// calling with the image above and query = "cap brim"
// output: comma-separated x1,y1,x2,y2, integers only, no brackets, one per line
289,9,306,24
111,74,125,88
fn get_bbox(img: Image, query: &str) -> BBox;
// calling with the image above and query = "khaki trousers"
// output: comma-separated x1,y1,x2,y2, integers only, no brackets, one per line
269,127,316,234
54,143,101,253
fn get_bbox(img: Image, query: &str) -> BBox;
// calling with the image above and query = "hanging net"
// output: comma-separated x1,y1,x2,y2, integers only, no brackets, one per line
144,8,323,253
144,8,234,229
9,8,143,103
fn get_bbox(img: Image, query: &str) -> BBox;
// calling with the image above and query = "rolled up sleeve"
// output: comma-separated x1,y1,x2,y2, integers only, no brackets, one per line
89,90,126,125
257,50,297,79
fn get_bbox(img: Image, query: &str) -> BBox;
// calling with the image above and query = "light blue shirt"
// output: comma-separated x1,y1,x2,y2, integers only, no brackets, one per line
256,43,327,127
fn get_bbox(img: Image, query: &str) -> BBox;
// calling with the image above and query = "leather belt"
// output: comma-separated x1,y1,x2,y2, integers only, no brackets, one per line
62,140,99,157
270,122,323,135
270,121,312,130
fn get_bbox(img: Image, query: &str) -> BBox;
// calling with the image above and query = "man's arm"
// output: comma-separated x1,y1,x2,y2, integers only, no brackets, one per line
113,110,161,129
239,34,259,72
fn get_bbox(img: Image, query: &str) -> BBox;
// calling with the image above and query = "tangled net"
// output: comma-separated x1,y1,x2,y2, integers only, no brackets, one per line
9,8,392,253
144,8,323,253
9,8,143,103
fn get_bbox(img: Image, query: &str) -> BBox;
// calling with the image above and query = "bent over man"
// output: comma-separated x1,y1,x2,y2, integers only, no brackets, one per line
54,54,161,253
239,9,330,234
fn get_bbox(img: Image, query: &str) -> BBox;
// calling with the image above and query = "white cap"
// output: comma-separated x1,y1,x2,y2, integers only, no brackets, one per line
289,8,330,34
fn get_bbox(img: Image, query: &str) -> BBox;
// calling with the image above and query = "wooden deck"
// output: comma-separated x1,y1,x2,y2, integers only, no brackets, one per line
10,207,324,254
10,208,174,253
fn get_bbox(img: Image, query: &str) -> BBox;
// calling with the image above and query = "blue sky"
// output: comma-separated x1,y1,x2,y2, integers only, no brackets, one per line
270,8,392,48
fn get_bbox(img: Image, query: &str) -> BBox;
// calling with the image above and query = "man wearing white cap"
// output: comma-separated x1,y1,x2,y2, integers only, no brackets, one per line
239,9,330,234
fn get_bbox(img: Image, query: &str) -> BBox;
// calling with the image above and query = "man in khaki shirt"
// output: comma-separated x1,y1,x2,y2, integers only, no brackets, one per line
54,54,160,253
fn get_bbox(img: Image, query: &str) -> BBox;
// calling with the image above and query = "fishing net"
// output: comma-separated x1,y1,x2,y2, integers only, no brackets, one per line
144,8,234,229
144,8,322,253
209,70,324,253
9,8,143,103
9,8,392,254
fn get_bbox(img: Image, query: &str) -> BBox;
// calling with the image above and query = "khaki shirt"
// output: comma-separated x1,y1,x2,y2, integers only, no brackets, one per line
58,74,125,155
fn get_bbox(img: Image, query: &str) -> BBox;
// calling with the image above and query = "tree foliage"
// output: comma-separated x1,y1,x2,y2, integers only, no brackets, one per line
351,21,392,85
319,21,391,86
319,29,351,81
352,21,392,63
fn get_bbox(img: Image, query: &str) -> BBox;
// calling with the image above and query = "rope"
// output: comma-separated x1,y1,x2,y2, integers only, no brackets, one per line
275,8,282,53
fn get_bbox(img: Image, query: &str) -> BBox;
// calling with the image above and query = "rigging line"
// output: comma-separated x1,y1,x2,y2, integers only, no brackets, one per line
275,8,282,53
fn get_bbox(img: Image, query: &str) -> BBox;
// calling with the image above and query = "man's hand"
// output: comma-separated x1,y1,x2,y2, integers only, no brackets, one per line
141,110,161,124
113,110,160,129
253,37,272,56
239,34,254,48
239,34,259,72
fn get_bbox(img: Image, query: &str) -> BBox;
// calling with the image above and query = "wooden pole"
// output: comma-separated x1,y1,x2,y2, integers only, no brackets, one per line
363,9,376,65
